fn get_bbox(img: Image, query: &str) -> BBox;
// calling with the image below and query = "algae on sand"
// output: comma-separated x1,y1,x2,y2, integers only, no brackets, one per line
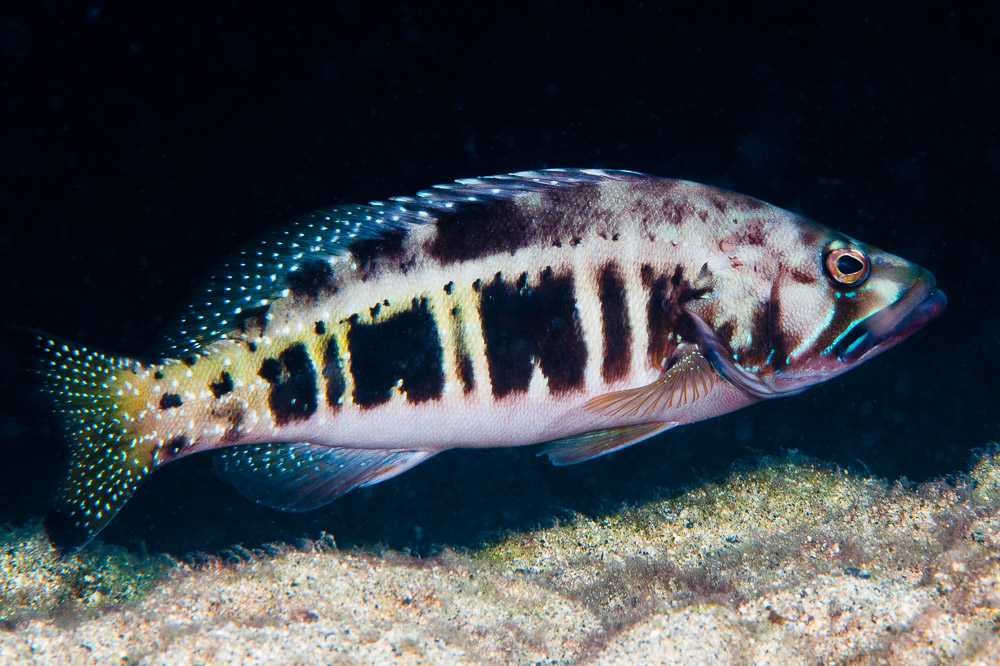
3,448,1000,663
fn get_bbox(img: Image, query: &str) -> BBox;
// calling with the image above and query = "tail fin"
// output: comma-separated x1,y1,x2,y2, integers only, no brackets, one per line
33,335,156,552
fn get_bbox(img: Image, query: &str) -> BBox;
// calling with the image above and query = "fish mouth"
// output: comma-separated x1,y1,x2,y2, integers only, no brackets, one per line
834,269,946,364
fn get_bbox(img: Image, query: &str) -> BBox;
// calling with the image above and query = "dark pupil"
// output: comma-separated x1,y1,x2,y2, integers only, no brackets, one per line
836,254,864,275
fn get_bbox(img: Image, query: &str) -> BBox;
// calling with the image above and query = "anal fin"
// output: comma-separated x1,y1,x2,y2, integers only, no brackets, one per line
213,443,435,512
540,422,677,465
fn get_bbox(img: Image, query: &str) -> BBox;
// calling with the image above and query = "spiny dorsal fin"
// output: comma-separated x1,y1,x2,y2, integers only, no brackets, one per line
375,168,645,213
212,442,434,512
540,422,677,465
584,346,717,419
157,169,649,357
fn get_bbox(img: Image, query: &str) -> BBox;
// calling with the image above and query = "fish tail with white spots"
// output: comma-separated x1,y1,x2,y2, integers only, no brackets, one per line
33,335,156,553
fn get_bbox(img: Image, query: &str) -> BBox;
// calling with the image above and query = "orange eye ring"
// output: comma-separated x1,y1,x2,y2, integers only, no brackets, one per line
823,247,870,286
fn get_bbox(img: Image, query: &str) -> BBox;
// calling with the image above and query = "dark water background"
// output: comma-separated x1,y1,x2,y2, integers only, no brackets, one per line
1,3,997,556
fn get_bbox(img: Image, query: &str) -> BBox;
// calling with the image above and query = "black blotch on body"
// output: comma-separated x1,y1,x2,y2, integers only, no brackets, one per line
640,264,654,288
236,305,271,338
717,319,738,347
644,265,706,367
214,404,246,443
598,263,632,382
210,371,234,399
181,356,197,368
349,229,408,278
457,353,475,394
480,268,587,398
425,197,534,264
159,393,183,409
314,320,326,335
747,299,787,370
426,186,603,264
347,298,445,408
742,293,791,371
322,337,346,408
166,436,188,457
153,370,164,380
285,258,334,299
647,274,676,367
671,264,684,287
767,279,790,370
443,281,454,295
810,281,879,363
258,343,319,426
741,303,772,368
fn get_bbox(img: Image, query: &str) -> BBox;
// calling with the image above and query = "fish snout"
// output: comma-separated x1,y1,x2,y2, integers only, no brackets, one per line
835,268,946,364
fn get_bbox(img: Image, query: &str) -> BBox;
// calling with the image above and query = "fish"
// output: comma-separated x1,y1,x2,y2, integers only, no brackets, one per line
32,169,946,551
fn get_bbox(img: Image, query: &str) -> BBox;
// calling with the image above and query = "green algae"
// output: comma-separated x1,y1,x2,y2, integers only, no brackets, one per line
0,522,170,627
967,443,1000,508
470,449,1000,646
474,453,886,570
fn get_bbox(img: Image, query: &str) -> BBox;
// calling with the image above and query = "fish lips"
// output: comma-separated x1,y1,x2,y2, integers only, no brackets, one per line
834,269,947,365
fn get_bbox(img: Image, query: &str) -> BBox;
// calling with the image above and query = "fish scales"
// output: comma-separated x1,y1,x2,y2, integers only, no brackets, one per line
31,169,946,550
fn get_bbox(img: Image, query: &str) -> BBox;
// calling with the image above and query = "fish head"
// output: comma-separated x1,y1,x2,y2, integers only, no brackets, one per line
686,215,946,398
762,221,945,395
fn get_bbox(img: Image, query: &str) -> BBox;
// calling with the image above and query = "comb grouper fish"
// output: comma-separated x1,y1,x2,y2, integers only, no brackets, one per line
33,169,946,551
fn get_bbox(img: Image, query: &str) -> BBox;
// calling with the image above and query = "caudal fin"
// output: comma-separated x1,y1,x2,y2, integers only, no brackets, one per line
33,335,156,552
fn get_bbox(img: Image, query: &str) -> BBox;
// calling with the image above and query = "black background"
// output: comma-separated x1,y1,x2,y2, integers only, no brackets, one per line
2,2,997,555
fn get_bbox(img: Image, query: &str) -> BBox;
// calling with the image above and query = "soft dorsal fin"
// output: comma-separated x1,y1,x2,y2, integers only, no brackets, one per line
213,442,434,512
157,169,648,357
540,422,677,465
157,204,424,357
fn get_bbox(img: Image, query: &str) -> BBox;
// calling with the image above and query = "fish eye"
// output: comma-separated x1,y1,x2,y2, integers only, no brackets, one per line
823,246,870,286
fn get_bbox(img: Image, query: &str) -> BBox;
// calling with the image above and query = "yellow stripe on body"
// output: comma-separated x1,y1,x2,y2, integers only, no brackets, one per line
571,254,606,395
426,291,462,397
624,255,652,379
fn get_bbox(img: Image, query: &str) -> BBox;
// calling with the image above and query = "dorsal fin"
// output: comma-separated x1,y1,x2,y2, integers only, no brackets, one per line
372,168,645,214
158,169,649,357
157,204,423,357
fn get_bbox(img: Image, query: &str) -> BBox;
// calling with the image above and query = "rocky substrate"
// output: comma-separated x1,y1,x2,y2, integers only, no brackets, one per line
4,449,1000,664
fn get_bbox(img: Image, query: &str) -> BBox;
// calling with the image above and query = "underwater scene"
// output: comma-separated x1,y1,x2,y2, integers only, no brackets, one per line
1,3,998,664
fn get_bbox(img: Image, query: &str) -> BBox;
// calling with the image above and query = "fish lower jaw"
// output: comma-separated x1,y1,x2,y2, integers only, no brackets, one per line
837,280,946,365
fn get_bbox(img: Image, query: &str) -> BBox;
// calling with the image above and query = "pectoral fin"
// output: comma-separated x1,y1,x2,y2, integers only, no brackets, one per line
584,346,717,419
540,422,677,465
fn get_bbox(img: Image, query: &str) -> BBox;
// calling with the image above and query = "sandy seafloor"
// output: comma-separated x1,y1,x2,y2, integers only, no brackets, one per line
4,449,1000,665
